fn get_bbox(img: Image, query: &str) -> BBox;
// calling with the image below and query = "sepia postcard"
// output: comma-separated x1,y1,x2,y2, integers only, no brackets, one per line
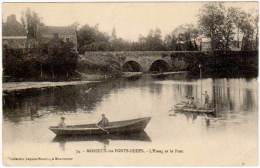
2,1,259,166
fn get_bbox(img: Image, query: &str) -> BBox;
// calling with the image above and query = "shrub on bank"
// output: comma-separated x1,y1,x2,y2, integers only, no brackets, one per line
3,40,79,82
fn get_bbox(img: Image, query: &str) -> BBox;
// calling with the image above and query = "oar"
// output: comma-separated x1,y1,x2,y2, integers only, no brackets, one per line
96,124,109,134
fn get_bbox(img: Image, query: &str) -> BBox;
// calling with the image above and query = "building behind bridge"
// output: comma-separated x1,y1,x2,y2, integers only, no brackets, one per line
3,14,78,51
37,25,78,51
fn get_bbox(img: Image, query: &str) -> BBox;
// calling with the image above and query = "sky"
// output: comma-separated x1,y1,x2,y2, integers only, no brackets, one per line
3,2,258,41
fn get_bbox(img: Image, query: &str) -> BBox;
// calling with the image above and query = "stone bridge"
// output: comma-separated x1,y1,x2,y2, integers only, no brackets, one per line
81,51,208,72
80,50,257,74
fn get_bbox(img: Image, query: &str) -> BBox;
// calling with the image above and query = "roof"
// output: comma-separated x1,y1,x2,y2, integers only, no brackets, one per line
38,26,76,37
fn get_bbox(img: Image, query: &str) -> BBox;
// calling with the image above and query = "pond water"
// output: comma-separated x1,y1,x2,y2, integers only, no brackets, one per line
3,75,258,166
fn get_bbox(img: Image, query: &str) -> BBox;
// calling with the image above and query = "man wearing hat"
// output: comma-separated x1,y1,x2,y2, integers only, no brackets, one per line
58,116,66,127
97,114,109,127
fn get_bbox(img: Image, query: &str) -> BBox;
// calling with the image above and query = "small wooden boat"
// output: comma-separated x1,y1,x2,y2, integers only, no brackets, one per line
175,107,215,114
49,117,151,136
174,103,215,114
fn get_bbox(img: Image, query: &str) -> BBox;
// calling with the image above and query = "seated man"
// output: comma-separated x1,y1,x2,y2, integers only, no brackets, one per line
58,116,66,127
188,97,196,108
181,96,190,105
98,114,109,127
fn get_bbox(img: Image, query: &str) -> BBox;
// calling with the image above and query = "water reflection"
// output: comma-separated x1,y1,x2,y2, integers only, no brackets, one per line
166,78,257,114
2,76,258,160
53,131,151,151
53,131,151,143
173,112,216,128
3,82,117,123
3,77,257,123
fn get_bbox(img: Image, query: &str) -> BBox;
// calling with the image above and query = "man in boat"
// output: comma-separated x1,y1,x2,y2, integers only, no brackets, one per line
181,96,190,105
58,116,66,127
188,97,196,108
98,114,109,127
202,91,209,108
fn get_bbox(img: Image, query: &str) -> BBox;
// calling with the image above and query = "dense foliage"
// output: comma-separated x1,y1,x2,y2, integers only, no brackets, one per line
3,38,78,81
77,25,199,53
198,2,258,50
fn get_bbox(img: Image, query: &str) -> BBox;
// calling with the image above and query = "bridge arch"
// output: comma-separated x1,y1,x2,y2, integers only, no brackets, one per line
122,61,143,72
149,59,170,73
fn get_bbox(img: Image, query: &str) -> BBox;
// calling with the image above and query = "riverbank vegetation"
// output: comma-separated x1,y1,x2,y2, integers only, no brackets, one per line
3,41,78,82
3,2,258,82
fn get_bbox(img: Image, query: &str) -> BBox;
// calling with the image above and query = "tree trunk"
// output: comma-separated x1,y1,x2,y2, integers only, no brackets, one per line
210,30,217,51
256,28,258,50
40,64,43,78
237,27,240,48
225,34,230,50
51,66,55,80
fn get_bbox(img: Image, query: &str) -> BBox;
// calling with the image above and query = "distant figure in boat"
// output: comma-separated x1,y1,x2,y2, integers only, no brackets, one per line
202,91,209,108
188,97,196,108
181,96,190,104
98,114,109,127
58,116,66,127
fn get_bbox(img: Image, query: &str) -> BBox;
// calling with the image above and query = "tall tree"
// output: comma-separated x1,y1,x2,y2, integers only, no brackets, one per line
239,12,255,50
111,27,117,41
228,7,243,48
77,24,111,53
171,24,199,50
254,15,258,50
21,8,43,48
164,33,177,50
219,8,236,50
143,28,165,51
198,2,225,50
229,7,256,50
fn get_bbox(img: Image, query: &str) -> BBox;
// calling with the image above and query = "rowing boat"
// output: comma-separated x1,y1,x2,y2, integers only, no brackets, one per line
174,103,215,114
175,107,215,113
49,117,151,136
